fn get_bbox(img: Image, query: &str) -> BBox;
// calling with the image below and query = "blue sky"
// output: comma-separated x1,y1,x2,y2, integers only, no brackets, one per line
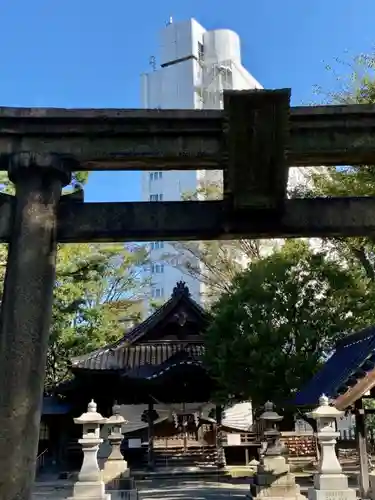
1,0,373,201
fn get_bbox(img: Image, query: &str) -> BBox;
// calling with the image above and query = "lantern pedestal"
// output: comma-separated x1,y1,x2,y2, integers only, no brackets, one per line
72,482,110,500
256,454,306,500
307,395,355,500
102,437,130,488
102,404,130,487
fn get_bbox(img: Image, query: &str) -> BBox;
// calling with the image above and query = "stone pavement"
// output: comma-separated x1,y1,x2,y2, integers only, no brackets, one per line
32,477,361,500
138,479,251,499
32,478,251,499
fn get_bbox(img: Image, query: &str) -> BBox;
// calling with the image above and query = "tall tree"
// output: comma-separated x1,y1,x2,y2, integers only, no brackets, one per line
304,53,375,282
0,171,149,390
163,180,265,300
46,242,148,390
204,241,375,409
204,52,375,416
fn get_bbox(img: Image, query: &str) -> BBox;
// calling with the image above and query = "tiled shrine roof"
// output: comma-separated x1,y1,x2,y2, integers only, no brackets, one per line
122,347,204,380
71,342,205,372
120,281,208,345
70,281,209,377
294,325,375,408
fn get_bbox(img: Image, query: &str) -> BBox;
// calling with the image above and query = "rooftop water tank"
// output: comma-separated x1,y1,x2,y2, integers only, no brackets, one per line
202,29,241,64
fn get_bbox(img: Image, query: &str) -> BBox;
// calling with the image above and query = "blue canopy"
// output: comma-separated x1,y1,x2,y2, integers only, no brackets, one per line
293,326,375,406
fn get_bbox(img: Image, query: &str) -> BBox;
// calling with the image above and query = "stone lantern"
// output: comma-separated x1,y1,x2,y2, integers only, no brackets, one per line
255,401,304,500
102,403,129,484
69,400,110,500
260,401,286,456
307,394,355,500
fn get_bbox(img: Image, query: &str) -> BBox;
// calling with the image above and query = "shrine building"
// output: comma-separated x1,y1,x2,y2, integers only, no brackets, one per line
39,281,260,474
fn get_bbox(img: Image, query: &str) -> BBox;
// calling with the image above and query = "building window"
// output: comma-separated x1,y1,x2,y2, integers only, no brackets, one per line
152,287,164,298
149,193,163,201
198,42,204,62
151,263,164,274
150,172,163,181
150,241,164,250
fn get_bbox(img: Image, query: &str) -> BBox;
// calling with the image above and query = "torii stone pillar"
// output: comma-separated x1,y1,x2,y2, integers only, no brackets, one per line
0,152,72,500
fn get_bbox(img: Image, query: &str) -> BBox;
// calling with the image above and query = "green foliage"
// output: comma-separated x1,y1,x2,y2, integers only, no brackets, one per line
0,171,149,391
306,53,375,283
45,242,148,390
0,170,89,196
203,51,375,412
204,241,375,408
313,53,375,105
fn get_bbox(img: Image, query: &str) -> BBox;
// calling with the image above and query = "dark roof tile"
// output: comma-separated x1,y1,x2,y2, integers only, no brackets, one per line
70,282,208,368
72,343,205,372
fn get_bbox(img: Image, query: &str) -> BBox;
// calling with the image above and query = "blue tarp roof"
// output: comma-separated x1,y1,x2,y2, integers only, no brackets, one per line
294,326,375,407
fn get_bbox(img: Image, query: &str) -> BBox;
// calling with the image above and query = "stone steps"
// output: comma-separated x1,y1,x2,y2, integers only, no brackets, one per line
132,466,229,481
151,446,218,469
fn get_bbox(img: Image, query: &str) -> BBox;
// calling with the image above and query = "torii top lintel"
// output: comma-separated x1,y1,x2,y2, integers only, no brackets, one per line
0,89,374,241
0,88,374,174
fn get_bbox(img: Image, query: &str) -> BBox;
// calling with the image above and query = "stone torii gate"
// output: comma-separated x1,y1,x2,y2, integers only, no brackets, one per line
1,89,375,499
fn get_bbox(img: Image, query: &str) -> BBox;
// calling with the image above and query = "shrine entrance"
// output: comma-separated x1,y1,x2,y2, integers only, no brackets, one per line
164,410,207,453
1,89,375,499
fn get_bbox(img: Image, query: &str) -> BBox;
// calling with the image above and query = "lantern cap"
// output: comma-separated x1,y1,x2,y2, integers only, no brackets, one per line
260,401,283,422
74,399,108,425
107,403,127,425
307,394,344,419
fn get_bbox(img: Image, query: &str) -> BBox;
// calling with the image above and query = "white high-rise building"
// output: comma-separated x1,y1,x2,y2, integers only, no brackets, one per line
140,18,263,307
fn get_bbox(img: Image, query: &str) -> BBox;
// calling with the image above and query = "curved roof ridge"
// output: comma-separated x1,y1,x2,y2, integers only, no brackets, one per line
70,283,209,366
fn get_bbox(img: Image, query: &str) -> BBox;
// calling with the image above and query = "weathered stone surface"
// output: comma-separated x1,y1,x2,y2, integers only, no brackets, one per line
0,194,374,246
0,108,221,171
8,151,73,185
256,459,305,500
0,153,71,500
55,197,375,243
308,489,356,500
0,99,375,170
223,89,290,208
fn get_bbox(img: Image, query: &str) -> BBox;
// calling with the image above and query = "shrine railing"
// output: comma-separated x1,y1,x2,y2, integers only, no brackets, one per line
153,436,202,449
222,432,259,446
